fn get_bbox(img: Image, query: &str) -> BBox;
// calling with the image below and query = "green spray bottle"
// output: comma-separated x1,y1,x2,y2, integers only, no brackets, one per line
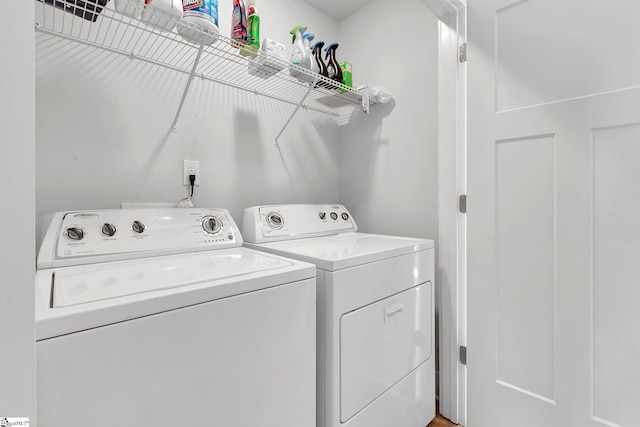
241,0,260,57
289,25,314,82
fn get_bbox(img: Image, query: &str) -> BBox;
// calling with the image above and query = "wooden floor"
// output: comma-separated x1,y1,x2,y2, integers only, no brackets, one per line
426,413,460,427
426,400,460,427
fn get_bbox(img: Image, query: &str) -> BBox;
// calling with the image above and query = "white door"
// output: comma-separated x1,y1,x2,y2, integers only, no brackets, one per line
467,1,640,426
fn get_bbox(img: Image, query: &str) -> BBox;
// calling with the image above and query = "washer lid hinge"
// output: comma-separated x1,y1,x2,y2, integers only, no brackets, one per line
459,43,467,63
459,195,467,214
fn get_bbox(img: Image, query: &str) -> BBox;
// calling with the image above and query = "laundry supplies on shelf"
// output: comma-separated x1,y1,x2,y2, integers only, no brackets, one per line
177,0,219,45
241,0,260,57
325,42,344,85
289,25,315,83
230,0,248,48
311,40,329,81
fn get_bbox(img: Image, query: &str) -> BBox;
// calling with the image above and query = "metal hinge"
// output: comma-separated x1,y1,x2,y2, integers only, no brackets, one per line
459,43,467,63
460,346,467,366
459,195,467,214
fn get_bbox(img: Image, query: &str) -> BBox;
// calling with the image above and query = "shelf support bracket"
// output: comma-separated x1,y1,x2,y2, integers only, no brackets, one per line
171,44,205,133
362,92,371,114
274,77,318,147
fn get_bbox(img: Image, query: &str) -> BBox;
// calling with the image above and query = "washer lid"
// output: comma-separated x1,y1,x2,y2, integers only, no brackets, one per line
36,247,315,340
53,249,292,307
245,233,434,271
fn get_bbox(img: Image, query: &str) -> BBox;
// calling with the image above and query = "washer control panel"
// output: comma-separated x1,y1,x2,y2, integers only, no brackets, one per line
38,208,242,268
242,204,357,243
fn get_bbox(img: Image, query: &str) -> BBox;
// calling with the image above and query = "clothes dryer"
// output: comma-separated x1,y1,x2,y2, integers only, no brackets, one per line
242,204,435,427
36,208,316,427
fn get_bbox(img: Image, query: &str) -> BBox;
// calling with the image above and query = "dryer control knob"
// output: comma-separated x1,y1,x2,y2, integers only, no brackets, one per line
330,212,338,221
341,213,349,221
101,223,117,237
65,227,84,241
202,216,222,235
132,220,146,234
319,212,327,220
266,212,284,229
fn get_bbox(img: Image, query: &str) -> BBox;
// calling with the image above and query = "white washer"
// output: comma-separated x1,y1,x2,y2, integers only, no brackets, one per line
36,208,316,427
242,204,435,427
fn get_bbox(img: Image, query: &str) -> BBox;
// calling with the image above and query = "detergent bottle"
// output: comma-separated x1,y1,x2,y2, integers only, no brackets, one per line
289,25,314,82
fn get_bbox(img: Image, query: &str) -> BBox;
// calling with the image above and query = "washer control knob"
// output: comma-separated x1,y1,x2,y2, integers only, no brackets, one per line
266,212,284,229
65,227,84,241
341,213,349,221
319,212,327,220
101,223,117,237
132,220,146,234
202,216,222,235
330,212,338,221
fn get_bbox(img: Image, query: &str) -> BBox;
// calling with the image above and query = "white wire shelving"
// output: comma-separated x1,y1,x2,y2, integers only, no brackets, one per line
34,0,379,142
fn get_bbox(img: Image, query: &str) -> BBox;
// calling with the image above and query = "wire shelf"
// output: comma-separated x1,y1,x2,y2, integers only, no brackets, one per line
34,0,378,121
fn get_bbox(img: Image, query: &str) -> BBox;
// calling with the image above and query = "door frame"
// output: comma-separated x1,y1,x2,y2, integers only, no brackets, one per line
421,0,467,424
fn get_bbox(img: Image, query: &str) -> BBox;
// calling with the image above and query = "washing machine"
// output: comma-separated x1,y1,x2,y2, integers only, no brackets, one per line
242,204,435,427
36,208,316,427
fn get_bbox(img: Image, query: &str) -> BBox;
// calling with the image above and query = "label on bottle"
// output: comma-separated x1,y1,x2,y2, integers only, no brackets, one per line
231,0,247,43
327,64,336,79
183,0,218,26
291,47,302,65
247,14,259,45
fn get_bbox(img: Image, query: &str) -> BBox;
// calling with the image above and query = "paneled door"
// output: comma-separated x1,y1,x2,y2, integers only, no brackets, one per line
467,1,640,426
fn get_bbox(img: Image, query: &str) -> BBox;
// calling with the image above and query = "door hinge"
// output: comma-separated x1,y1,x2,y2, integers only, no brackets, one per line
459,195,467,214
459,43,467,63
460,346,467,366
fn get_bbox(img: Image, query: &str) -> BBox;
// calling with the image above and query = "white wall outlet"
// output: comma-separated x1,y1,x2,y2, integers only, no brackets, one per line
183,160,200,186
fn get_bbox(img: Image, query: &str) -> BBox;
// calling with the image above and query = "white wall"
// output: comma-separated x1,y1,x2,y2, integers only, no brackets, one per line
35,0,341,237
338,0,439,240
0,0,36,420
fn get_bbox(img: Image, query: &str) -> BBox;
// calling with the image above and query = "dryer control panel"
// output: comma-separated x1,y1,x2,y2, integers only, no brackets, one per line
38,208,242,268
242,204,358,243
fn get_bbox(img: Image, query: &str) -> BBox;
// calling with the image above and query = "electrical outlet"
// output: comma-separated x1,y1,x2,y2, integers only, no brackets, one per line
183,160,200,186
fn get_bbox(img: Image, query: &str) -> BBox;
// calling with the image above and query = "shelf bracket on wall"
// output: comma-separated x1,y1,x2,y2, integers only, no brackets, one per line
361,92,371,114
274,77,319,148
171,44,205,133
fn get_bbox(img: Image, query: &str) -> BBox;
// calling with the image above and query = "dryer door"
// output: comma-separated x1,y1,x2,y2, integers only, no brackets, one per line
340,282,432,422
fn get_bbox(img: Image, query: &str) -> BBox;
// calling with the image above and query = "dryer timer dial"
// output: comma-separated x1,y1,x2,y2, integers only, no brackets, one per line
202,216,223,235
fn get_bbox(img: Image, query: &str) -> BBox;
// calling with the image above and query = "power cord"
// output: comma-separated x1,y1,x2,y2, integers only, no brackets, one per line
189,174,196,197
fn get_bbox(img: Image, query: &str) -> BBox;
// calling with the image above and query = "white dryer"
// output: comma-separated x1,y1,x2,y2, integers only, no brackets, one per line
36,208,316,427
242,204,435,427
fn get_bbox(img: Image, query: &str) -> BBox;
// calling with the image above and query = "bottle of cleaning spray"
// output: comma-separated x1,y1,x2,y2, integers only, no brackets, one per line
303,33,319,75
324,42,344,86
289,25,314,82
241,0,260,57
231,0,247,49
311,40,328,86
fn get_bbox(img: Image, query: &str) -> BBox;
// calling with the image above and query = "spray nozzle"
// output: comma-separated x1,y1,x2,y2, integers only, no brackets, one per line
324,42,339,59
289,25,308,43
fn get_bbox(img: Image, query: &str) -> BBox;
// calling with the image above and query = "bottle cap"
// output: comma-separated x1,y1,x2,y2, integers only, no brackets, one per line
324,42,339,52
289,25,307,43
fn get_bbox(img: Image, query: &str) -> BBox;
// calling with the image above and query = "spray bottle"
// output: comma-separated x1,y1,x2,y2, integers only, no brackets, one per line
311,40,328,86
303,33,319,75
289,25,314,82
241,0,260,57
324,42,344,85
231,0,247,49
